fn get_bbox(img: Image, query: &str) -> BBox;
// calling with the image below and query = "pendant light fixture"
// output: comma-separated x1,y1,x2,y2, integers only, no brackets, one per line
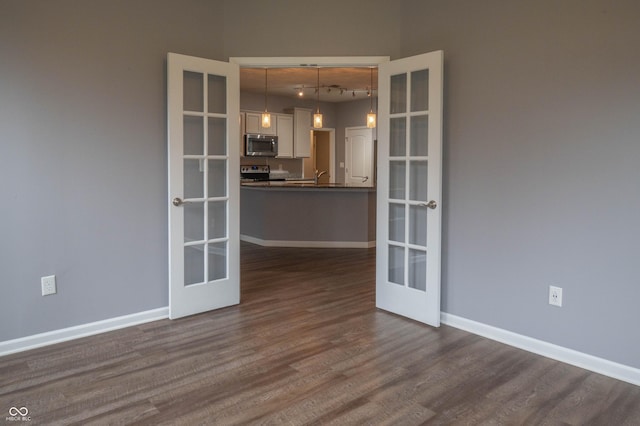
313,67,323,129
366,67,377,128
261,68,271,128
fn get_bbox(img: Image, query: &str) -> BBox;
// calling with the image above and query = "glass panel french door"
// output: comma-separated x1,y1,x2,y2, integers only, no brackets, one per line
376,51,443,327
168,53,240,319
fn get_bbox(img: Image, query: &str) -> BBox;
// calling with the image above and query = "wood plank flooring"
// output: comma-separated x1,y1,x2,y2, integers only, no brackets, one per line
1,242,639,425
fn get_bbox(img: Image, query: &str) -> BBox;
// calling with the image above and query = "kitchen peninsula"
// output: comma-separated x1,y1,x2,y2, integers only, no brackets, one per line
240,183,376,248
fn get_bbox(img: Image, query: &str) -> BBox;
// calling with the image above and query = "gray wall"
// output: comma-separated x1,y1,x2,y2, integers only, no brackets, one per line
1,0,639,369
0,0,226,340
400,0,640,367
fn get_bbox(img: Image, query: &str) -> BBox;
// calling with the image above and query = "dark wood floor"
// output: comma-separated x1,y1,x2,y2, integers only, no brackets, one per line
1,242,639,425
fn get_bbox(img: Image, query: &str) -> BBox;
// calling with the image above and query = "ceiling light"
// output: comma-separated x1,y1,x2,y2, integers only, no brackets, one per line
261,68,271,128
366,68,376,128
314,68,323,129
298,87,304,97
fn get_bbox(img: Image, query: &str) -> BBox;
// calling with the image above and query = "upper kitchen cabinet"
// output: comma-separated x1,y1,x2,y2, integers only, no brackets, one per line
276,114,294,158
290,108,312,158
239,112,245,155
245,111,277,135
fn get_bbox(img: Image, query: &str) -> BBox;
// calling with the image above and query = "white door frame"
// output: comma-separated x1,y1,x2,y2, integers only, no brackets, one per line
230,57,388,184
230,57,389,68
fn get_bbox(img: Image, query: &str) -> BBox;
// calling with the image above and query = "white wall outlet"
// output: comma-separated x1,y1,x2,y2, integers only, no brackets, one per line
549,285,562,307
41,275,57,296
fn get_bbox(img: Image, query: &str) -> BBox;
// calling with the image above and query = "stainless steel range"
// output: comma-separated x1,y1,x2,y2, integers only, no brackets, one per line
240,165,270,181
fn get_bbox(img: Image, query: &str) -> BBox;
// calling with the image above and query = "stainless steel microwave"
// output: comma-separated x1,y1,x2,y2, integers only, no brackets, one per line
244,134,278,157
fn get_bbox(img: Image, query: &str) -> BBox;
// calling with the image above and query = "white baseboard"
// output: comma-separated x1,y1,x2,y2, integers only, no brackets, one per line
0,307,169,357
441,312,640,387
241,234,376,249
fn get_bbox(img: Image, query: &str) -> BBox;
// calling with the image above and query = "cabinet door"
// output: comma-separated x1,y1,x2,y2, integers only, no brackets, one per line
294,108,312,158
245,111,277,135
239,112,245,156
245,112,260,134
276,114,293,158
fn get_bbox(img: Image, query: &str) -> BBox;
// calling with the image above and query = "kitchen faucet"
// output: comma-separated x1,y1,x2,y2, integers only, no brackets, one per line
314,169,328,184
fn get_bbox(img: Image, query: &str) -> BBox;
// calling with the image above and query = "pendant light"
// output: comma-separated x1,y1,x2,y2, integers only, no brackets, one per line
261,68,271,128
366,67,377,128
313,67,323,129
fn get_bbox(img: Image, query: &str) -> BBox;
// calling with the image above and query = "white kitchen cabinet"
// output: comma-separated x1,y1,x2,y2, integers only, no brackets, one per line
245,111,277,135
239,112,245,156
276,114,294,158
291,108,312,158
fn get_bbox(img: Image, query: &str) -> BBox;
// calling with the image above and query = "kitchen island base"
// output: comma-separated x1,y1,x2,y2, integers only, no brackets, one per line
240,185,376,248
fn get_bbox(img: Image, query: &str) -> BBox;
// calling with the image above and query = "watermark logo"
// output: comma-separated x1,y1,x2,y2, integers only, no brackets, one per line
6,407,31,422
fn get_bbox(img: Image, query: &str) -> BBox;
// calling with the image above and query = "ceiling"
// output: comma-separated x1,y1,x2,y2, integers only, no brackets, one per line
240,67,378,103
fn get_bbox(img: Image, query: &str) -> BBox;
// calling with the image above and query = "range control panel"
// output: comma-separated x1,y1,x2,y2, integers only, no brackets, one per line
241,165,270,174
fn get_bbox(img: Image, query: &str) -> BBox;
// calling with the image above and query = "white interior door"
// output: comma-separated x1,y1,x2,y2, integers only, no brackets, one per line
167,53,240,319
345,127,374,187
376,51,443,326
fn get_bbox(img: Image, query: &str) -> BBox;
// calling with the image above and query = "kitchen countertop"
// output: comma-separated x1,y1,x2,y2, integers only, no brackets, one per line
241,181,376,191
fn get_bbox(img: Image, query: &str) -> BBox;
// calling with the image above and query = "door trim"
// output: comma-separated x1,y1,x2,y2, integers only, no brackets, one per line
230,57,389,68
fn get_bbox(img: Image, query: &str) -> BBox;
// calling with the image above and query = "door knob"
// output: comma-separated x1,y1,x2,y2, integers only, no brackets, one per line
421,200,437,209
172,197,183,207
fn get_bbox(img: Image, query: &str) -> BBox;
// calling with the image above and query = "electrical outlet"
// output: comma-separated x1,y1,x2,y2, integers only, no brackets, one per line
41,275,57,296
549,285,562,307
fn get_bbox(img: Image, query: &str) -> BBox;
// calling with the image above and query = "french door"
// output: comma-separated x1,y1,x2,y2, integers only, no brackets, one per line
376,51,444,326
167,53,240,319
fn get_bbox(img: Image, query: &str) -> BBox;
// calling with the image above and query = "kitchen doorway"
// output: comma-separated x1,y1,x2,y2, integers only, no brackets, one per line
303,129,335,183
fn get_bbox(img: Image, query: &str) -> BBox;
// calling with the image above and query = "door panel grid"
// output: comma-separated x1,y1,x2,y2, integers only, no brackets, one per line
387,69,430,293
181,71,229,287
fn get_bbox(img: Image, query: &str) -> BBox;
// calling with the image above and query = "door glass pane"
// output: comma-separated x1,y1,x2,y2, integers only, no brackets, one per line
184,245,204,285
208,74,227,114
409,160,428,202
390,74,407,114
208,159,227,197
410,69,429,112
389,203,405,243
208,241,227,281
184,159,204,199
409,205,427,246
388,245,404,285
208,117,226,155
183,71,203,112
184,202,204,243
184,116,204,155
208,201,227,239
410,115,429,157
390,117,406,156
408,249,427,291
389,161,406,200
